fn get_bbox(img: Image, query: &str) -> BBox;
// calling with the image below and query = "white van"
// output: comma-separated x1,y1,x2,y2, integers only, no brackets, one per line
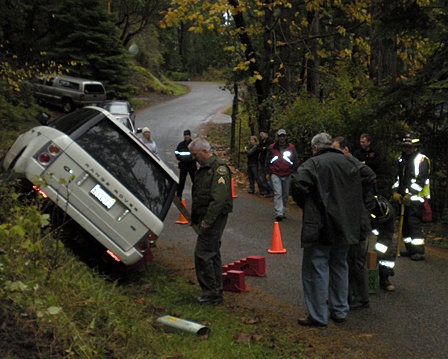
2,107,178,270
33,75,106,113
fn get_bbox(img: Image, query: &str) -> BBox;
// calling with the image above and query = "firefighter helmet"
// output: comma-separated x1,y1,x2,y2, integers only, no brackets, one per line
371,195,393,224
402,133,420,147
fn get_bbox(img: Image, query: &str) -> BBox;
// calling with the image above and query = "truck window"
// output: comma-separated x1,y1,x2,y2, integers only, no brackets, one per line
84,84,105,94
59,80,80,90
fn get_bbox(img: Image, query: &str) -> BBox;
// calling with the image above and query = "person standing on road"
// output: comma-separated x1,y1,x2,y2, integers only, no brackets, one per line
188,138,233,305
244,135,261,194
392,134,430,261
266,129,299,221
141,127,158,155
291,133,363,326
353,133,381,174
257,129,274,196
353,133,381,193
370,195,397,291
174,129,196,199
332,136,376,310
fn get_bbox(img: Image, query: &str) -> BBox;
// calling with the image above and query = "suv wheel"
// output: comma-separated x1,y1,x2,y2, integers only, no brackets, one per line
62,99,74,113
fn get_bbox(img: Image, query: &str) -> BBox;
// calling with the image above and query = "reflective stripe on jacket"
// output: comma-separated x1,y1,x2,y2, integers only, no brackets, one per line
268,143,297,176
392,152,430,199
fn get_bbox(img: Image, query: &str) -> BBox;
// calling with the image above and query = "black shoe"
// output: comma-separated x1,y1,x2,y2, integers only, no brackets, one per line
298,316,326,327
275,216,283,222
381,283,396,291
410,253,426,261
349,302,370,310
197,295,223,305
248,190,255,194
400,250,411,257
330,315,347,323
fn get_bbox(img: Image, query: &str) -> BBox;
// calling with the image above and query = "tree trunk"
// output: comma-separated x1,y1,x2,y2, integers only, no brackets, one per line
229,0,269,131
370,0,398,85
306,11,320,99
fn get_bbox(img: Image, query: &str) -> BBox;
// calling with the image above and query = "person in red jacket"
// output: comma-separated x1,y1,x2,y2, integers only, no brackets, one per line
266,129,299,221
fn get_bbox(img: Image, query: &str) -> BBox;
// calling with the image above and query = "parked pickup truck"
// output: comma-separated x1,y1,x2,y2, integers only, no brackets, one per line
33,75,106,113
1,107,179,271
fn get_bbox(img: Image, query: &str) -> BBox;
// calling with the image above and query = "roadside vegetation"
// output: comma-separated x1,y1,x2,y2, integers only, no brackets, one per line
0,177,316,358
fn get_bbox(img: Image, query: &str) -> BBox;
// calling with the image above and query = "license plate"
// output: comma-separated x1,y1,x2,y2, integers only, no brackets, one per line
90,184,116,209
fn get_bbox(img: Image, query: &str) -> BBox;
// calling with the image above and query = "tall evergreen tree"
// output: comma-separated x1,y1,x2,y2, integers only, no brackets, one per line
43,0,134,96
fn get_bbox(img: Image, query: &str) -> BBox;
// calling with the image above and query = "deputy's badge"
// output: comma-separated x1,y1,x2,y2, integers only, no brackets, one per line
216,165,228,175
218,177,226,184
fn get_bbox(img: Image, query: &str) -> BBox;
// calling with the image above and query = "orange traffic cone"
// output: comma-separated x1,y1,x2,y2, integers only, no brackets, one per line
231,178,238,198
267,221,287,254
175,198,189,225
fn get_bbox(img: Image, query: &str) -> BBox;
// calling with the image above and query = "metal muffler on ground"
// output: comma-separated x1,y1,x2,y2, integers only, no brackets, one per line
156,315,210,337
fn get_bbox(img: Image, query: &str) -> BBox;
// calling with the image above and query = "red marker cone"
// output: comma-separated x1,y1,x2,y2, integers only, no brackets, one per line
175,198,189,225
267,222,287,254
231,178,238,198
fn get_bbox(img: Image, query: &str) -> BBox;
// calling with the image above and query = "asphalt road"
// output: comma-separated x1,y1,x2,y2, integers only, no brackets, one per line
137,82,448,359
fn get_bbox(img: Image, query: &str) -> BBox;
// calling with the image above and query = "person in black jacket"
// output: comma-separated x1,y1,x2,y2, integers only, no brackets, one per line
257,129,274,196
291,133,364,327
174,130,197,199
353,133,381,174
332,136,376,310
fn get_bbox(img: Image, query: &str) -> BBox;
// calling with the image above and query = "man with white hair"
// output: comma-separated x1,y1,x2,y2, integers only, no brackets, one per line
188,138,233,305
291,133,363,326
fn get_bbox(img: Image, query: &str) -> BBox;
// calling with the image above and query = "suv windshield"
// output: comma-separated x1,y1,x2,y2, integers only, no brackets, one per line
104,103,129,114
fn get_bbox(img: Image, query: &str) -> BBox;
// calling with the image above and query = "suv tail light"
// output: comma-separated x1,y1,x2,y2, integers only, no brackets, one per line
136,231,158,253
36,142,61,166
32,185,49,199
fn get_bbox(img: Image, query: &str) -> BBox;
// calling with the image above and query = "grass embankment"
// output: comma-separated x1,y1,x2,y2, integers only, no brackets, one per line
0,189,310,358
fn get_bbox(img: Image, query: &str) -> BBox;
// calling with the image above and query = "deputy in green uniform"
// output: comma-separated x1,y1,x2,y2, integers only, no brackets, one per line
188,137,233,305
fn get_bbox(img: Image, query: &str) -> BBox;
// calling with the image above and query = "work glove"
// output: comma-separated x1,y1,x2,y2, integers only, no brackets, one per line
392,192,402,203
402,193,411,206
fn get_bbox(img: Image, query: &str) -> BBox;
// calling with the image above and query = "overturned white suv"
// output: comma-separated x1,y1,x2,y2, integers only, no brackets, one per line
2,107,178,270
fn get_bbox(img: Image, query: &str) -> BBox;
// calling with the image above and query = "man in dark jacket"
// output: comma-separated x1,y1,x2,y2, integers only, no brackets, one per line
291,133,363,326
188,137,233,305
333,136,376,309
257,129,274,196
353,133,381,174
174,129,197,198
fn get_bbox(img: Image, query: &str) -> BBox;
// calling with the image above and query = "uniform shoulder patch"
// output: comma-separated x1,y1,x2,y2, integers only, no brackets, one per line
216,165,228,176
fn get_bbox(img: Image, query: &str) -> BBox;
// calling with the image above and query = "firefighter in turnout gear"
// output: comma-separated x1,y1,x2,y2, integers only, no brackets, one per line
392,134,430,261
371,195,397,291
